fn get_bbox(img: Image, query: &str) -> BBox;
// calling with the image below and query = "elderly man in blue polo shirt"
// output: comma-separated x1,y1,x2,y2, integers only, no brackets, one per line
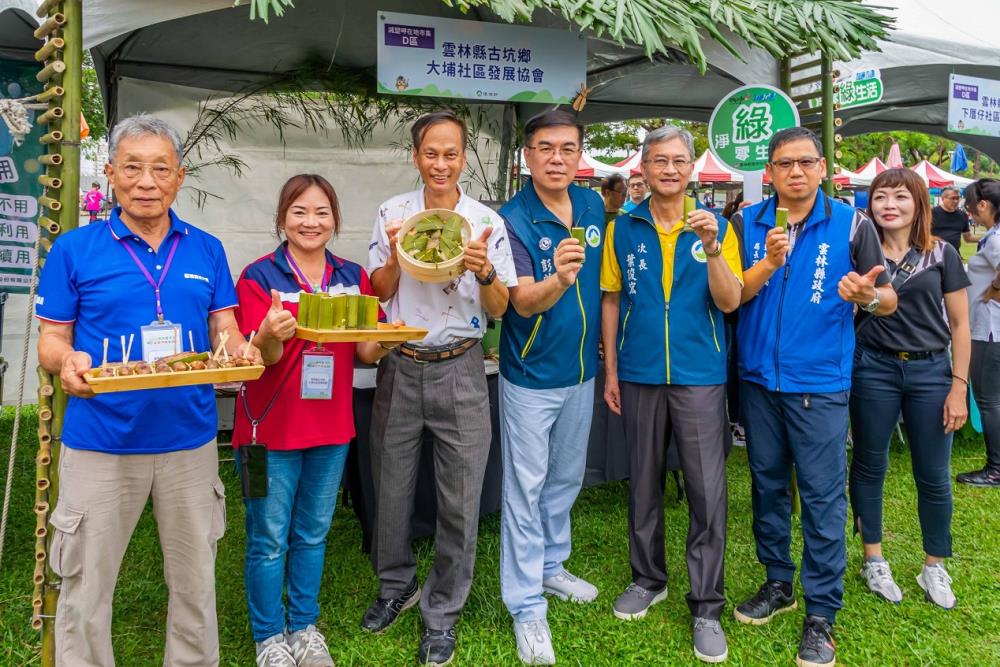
36,114,268,667
498,110,605,666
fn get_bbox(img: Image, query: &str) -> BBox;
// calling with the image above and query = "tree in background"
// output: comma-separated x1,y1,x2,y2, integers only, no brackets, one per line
586,119,708,163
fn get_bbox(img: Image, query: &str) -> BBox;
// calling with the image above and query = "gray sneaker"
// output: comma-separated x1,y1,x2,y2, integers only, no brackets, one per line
612,582,668,620
513,619,556,665
692,617,728,663
860,557,903,604
917,563,956,609
288,625,335,667
256,634,296,667
542,569,598,603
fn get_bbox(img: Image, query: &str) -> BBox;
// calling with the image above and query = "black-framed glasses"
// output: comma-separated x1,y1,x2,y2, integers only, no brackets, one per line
770,157,822,171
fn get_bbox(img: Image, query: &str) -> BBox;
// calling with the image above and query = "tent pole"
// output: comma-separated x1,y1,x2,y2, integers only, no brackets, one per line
821,54,835,197
55,1,81,232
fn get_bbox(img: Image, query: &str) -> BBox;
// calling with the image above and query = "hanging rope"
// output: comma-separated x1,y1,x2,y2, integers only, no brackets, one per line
0,214,43,572
0,96,49,147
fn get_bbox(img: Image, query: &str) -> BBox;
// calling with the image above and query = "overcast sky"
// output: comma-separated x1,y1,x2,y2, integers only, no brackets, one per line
878,0,1000,49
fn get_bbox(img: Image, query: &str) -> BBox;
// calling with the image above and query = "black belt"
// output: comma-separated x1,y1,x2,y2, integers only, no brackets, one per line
865,346,946,361
399,338,477,363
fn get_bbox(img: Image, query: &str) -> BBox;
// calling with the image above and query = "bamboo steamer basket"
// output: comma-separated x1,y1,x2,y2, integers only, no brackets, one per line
396,208,473,283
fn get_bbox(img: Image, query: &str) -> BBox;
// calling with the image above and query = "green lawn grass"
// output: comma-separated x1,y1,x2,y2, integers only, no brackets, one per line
1,407,999,666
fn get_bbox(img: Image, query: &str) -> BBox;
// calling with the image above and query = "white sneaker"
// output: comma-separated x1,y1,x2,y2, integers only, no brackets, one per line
513,619,556,665
288,625,335,667
542,569,598,603
860,558,903,604
917,563,956,610
256,634,297,667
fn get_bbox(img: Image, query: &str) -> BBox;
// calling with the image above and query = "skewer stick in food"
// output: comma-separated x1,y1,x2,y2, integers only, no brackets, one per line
101,337,108,368
189,330,195,353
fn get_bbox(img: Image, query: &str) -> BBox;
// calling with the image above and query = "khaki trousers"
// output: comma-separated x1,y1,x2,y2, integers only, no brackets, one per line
50,441,226,667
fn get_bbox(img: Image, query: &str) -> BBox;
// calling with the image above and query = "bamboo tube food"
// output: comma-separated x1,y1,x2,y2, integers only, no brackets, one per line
345,294,360,329
682,195,696,232
362,295,379,330
401,213,464,264
570,227,586,263
318,295,334,329
297,292,313,326
332,294,347,329
775,207,789,231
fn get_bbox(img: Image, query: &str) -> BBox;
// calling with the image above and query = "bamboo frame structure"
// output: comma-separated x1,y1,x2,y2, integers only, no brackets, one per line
28,4,81,665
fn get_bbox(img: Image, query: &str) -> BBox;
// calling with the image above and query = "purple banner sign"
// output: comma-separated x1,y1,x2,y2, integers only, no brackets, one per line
953,82,979,101
384,23,435,49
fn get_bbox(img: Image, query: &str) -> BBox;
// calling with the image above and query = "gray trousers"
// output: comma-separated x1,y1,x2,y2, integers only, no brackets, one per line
620,382,728,619
971,340,1000,469
369,345,491,629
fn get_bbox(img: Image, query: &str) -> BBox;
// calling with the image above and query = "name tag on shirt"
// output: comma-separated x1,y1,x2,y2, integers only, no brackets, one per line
301,349,334,400
140,321,182,362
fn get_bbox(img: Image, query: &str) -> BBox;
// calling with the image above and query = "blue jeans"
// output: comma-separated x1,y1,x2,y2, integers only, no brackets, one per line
741,380,848,623
849,346,954,557
499,377,594,622
242,444,348,641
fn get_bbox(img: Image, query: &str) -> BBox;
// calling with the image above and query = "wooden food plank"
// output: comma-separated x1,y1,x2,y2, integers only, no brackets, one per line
86,365,265,394
296,323,429,343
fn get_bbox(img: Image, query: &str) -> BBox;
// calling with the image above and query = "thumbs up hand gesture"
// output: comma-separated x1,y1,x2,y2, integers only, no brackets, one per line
260,289,298,343
463,226,495,281
838,264,885,306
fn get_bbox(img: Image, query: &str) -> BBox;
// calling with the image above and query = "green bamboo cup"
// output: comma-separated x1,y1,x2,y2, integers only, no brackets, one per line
297,291,312,326
318,295,334,329
331,294,347,330
346,294,360,329
306,293,321,329
570,227,586,263
776,207,789,230
362,295,379,330
682,195,696,232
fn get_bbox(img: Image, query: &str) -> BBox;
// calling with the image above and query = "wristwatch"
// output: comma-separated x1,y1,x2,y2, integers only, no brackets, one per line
476,266,497,286
862,287,881,313
704,241,723,257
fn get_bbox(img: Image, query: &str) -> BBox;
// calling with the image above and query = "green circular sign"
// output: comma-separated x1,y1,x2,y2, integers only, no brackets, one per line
708,84,800,172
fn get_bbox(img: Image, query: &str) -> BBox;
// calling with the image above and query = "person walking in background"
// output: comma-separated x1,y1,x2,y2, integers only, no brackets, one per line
601,125,742,663
234,174,397,667
730,127,896,667
849,169,970,611
930,186,978,254
498,110,605,665
623,173,648,213
600,173,627,223
84,181,104,223
956,179,1000,488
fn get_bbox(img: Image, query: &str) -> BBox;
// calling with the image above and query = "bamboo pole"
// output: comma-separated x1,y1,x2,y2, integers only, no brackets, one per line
36,0,63,18
39,131,62,145
36,60,66,83
33,13,66,40
38,195,61,212
38,107,64,125
40,217,60,235
35,86,63,104
821,53,835,196
38,390,52,422
37,367,54,396
38,175,62,189
56,1,81,234
34,37,64,63
38,153,63,166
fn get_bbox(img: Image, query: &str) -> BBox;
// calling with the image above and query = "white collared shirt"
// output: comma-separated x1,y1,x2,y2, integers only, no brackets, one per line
367,185,518,346
968,225,1000,342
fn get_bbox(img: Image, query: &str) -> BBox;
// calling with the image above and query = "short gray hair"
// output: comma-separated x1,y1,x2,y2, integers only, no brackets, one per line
641,125,695,162
940,186,960,196
108,113,184,164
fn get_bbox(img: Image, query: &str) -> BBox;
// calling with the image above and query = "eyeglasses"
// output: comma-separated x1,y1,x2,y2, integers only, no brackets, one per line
525,144,581,159
117,162,178,181
769,157,822,171
642,157,692,171
629,182,647,189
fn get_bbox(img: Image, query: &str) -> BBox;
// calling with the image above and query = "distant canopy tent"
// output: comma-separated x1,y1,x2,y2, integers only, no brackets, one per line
909,159,974,189
519,151,621,180
854,156,890,181
614,151,744,183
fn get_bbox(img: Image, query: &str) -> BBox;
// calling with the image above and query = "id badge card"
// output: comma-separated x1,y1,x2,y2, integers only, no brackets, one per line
140,320,183,362
301,348,334,400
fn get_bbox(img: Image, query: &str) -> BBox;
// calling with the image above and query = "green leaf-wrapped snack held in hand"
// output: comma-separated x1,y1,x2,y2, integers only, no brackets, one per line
402,213,465,265
775,206,788,230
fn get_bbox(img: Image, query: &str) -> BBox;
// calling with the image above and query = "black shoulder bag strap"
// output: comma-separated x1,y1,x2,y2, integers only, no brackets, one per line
855,247,923,336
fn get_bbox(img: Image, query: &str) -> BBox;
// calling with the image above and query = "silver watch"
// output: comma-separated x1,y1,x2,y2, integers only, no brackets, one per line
862,287,880,313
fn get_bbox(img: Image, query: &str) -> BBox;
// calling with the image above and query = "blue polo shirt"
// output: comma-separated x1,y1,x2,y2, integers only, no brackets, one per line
35,207,238,454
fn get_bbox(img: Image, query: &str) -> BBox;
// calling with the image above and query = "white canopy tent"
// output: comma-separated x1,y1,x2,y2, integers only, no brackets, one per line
836,0,1000,161
910,159,975,189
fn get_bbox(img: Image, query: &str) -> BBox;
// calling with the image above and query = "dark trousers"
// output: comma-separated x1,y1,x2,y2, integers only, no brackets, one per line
849,346,954,557
620,382,728,620
971,340,1000,470
741,380,848,623
369,346,491,629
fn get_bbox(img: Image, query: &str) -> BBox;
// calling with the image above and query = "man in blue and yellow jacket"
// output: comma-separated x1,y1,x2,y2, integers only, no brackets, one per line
498,111,605,665
731,128,896,667
601,125,743,664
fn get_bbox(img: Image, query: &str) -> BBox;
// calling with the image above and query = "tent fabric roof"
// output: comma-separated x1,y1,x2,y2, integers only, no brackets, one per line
0,1,42,61
82,0,777,127
519,151,619,180
910,160,974,189
854,157,889,181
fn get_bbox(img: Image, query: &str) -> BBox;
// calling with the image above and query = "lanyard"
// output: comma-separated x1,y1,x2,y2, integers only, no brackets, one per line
284,248,332,294
117,228,181,323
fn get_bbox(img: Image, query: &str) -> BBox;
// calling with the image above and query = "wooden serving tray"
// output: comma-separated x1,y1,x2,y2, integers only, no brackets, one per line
85,365,265,394
296,323,429,343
